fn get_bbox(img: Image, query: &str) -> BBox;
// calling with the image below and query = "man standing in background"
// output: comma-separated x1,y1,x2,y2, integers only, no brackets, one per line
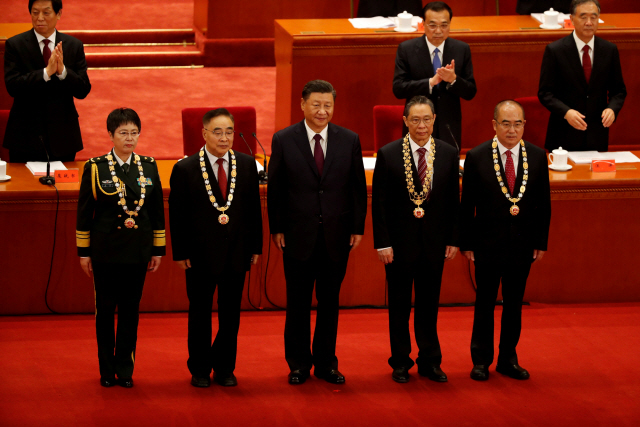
393,1,476,149
3,0,91,162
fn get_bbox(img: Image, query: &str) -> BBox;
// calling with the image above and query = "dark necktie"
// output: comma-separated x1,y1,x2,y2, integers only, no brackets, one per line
582,45,592,83
313,134,324,176
42,39,51,66
122,163,129,174
417,147,427,185
505,150,516,195
432,47,441,74
216,158,227,200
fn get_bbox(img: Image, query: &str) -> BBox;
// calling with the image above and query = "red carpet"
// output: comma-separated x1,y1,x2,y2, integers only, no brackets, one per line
3,0,193,30
75,67,276,160
1,304,639,426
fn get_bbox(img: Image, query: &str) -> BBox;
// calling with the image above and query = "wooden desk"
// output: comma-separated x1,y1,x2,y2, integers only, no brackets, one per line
275,15,640,155
1,156,639,315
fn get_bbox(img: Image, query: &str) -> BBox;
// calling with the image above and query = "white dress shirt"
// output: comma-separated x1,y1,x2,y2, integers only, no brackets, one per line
204,146,230,182
304,120,328,158
496,140,520,172
34,29,67,81
573,30,594,66
113,150,132,168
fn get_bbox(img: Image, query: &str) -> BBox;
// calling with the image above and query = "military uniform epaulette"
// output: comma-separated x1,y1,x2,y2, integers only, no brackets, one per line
88,156,109,164
139,156,155,163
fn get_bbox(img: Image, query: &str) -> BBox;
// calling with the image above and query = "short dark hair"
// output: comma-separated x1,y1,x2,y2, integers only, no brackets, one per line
422,2,453,21
29,0,63,14
107,108,141,135
404,96,435,117
570,0,600,15
202,108,234,127
493,100,525,121
302,80,336,101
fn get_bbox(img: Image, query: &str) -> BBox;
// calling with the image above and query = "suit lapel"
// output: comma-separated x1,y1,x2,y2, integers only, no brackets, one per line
416,37,435,79
294,121,321,177
25,30,46,70
321,124,340,180
589,37,606,90
497,143,524,198
564,35,589,89
429,139,447,198
111,150,140,197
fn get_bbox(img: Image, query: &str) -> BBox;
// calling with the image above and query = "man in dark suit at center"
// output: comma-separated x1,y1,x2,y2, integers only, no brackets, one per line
268,80,367,385
3,0,91,162
538,0,626,152
393,1,476,149
372,96,460,384
460,100,551,381
169,108,263,388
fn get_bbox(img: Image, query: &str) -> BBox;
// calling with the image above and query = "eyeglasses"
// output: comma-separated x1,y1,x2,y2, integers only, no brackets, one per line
204,128,234,138
427,23,449,31
409,117,433,125
117,131,140,138
497,122,524,130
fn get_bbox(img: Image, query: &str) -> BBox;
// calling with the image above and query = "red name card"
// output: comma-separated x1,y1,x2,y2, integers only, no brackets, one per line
592,160,616,172
55,169,79,183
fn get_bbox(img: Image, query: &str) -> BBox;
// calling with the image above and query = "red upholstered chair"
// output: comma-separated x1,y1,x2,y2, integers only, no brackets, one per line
514,97,550,151
181,107,257,157
0,110,10,162
373,105,405,153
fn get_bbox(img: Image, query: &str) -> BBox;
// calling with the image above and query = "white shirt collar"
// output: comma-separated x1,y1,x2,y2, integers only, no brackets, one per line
304,120,328,143
573,30,594,53
425,38,445,56
409,135,432,154
112,150,131,166
34,29,56,46
496,140,519,158
204,146,229,165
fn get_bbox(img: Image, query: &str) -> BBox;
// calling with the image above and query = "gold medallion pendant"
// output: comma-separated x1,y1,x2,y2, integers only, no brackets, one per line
218,213,230,225
509,204,520,216
413,207,425,218
124,217,136,228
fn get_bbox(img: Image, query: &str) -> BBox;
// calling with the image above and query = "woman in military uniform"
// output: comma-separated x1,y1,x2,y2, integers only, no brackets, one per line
76,108,166,388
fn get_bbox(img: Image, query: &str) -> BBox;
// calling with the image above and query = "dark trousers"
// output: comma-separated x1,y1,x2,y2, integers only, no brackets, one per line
283,228,349,372
186,265,246,377
470,248,533,366
93,262,147,379
386,252,445,370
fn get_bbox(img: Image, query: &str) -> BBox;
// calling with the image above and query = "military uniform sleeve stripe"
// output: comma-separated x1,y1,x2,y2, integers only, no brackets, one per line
76,230,91,247
153,230,166,247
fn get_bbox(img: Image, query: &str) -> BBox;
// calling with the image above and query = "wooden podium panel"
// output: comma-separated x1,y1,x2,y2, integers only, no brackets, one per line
2,155,640,315
275,15,640,155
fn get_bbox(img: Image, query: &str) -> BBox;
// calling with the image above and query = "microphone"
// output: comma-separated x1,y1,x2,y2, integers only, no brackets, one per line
252,132,268,182
239,132,253,156
446,124,464,177
38,136,56,185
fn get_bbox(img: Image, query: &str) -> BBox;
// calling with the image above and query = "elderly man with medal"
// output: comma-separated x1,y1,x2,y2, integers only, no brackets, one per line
460,100,551,382
169,108,262,388
76,108,166,388
372,95,460,384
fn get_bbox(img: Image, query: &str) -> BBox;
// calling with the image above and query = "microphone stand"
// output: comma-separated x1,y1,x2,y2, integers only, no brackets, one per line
252,132,268,183
39,136,56,185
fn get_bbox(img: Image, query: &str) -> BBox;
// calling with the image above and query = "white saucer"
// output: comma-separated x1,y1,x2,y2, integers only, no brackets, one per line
540,23,562,30
394,27,417,33
0,175,11,182
548,164,572,171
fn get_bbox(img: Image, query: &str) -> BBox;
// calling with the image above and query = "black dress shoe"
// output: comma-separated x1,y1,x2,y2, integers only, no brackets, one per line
288,369,310,385
392,367,410,383
496,363,530,380
213,372,238,387
470,365,489,381
314,369,345,384
100,377,117,387
418,365,448,382
190,375,211,387
118,377,134,388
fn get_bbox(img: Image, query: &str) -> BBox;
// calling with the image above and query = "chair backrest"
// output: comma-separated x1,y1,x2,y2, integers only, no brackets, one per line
181,107,257,157
373,105,405,152
0,110,10,162
513,97,549,151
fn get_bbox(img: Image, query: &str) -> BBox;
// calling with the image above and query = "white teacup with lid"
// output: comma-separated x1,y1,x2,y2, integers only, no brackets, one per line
544,8,560,26
396,11,414,31
549,146,568,167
